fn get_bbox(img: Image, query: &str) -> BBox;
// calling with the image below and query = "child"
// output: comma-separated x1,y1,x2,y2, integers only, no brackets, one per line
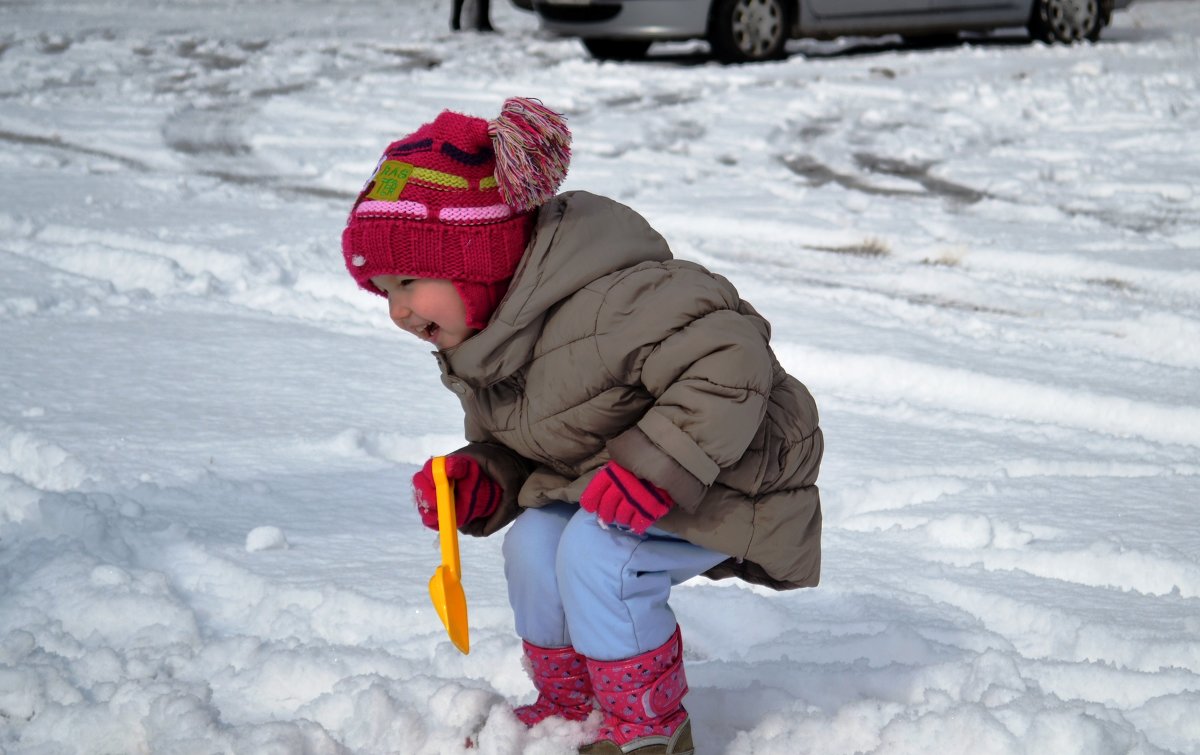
341,98,823,755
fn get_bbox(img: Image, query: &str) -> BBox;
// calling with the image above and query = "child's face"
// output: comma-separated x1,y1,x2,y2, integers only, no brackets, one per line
371,275,477,350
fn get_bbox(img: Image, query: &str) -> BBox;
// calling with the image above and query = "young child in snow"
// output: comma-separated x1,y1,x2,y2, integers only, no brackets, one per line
341,98,823,755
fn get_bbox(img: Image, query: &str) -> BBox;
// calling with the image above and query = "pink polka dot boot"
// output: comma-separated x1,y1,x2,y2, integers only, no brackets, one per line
514,641,595,727
579,626,694,755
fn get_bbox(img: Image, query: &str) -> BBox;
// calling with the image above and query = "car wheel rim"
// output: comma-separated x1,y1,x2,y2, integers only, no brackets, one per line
1045,0,1098,41
731,0,782,57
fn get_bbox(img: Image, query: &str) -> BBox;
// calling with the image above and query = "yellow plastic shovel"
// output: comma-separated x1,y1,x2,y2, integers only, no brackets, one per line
428,456,470,654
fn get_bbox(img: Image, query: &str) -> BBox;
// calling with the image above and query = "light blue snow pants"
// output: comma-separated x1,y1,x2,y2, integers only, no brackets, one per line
502,503,726,661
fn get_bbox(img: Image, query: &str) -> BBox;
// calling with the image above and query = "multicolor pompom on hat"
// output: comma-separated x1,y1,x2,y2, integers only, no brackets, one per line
341,98,571,329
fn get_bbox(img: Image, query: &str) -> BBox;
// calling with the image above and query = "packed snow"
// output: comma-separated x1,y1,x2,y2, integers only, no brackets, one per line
2,0,1198,752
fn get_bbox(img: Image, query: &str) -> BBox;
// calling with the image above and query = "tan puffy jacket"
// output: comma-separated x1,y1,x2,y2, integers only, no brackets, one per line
434,192,822,590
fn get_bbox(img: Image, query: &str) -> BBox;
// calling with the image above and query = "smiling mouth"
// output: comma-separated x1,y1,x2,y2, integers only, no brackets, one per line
418,322,440,341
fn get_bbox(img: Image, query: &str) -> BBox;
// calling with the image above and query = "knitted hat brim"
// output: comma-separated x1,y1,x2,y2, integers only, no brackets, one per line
343,214,532,295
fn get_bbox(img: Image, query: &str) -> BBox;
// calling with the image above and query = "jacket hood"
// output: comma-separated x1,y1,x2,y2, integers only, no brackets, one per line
442,191,673,387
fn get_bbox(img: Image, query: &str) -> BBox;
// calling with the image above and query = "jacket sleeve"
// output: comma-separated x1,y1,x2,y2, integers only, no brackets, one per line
453,414,536,537
596,264,775,513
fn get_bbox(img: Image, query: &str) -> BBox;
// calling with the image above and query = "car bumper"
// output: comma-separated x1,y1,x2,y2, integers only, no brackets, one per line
532,0,711,40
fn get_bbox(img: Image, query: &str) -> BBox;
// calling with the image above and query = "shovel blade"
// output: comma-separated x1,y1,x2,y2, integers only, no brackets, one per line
429,565,470,654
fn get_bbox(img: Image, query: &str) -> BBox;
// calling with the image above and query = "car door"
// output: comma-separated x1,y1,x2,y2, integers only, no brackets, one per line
807,0,931,17
931,0,1026,12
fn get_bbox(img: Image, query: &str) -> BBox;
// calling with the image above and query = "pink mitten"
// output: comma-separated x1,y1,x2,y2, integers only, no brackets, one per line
412,455,501,530
580,462,674,534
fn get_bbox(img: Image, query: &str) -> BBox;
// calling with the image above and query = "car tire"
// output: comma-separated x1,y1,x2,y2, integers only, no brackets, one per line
582,38,652,61
709,0,789,64
1028,0,1105,43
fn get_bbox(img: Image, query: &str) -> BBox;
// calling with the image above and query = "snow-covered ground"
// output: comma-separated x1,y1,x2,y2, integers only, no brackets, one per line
2,0,1198,752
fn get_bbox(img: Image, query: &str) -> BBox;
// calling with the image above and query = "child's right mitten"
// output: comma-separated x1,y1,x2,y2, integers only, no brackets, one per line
412,455,501,531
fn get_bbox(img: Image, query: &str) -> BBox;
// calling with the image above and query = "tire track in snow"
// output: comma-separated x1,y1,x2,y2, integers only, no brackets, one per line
929,540,1200,599
0,128,152,171
911,576,1200,675
776,343,1200,447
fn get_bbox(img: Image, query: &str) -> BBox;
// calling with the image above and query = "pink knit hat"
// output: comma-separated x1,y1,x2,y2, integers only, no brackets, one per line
342,98,571,329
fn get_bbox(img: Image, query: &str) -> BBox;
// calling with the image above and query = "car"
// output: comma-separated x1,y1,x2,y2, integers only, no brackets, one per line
518,0,1135,63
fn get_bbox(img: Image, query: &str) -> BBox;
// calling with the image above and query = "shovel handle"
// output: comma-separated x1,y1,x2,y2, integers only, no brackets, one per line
431,456,461,581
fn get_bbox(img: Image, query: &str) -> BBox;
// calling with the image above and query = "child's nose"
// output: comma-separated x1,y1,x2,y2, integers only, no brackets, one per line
389,297,412,326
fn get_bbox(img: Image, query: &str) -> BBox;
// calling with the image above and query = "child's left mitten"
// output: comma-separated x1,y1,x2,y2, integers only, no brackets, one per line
580,461,674,535
411,455,501,531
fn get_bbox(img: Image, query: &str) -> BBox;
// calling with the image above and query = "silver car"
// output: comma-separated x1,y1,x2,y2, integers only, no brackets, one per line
521,0,1135,63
